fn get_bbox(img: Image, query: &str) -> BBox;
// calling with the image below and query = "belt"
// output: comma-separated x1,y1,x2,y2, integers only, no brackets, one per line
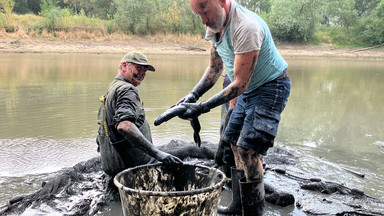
276,69,288,80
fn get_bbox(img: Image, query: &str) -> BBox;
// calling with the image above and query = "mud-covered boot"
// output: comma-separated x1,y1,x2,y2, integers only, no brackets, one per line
239,177,265,216
218,167,244,215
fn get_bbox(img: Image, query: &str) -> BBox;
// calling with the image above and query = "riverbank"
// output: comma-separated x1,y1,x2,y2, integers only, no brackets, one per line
1,37,384,60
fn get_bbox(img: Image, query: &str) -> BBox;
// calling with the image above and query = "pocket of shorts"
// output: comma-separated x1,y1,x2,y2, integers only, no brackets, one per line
252,106,280,137
250,78,290,137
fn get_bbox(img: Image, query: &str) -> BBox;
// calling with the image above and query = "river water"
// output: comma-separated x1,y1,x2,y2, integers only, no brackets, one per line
0,53,383,213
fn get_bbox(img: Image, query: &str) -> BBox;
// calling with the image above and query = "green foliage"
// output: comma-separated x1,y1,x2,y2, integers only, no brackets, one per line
355,0,381,17
28,0,41,14
159,0,181,32
268,0,322,42
104,18,116,35
327,26,357,46
42,7,61,31
58,0,116,19
375,0,384,17
113,0,200,35
113,0,145,34
325,0,359,30
62,0,80,13
178,0,204,35
0,12,4,25
309,25,331,45
1,0,15,29
0,0,15,17
14,0,31,14
55,7,72,28
88,0,117,19
40,0,61,31
354,0,384,46
40,0,55,14
13,0,41,14
237,0,271,13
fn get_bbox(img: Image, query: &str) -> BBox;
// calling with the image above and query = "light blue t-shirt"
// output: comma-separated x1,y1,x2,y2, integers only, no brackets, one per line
205,0,287,93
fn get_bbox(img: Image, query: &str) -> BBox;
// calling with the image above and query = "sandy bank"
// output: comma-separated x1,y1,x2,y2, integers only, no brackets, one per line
1,38,384,60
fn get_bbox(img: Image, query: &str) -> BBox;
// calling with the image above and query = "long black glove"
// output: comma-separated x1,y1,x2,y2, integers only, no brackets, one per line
176,91,200,105
178,102,210,120
155,151,183,165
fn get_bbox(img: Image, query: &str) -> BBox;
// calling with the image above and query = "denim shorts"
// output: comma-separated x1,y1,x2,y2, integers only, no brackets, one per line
222,75,291,155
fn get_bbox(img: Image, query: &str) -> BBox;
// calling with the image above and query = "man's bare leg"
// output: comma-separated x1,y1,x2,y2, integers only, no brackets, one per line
238,147,263,182
231,144,244,170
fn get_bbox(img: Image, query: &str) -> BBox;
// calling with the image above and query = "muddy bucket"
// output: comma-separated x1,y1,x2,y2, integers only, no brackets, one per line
114,163,226,216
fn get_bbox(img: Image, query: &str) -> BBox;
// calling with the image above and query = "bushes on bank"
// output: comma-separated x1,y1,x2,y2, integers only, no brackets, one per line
1,0,383,47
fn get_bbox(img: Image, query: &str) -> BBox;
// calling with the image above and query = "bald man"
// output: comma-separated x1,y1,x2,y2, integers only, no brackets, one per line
174,0,291,215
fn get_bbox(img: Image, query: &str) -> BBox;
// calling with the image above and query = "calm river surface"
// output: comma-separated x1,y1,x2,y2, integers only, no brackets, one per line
0,53,383,213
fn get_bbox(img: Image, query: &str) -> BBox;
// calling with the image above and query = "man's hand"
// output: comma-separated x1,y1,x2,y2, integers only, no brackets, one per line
155,151,183,165
178,102,210,120
176,91,199,105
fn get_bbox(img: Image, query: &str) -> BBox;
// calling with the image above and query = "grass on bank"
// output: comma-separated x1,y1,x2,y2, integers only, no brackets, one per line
0,12,207,45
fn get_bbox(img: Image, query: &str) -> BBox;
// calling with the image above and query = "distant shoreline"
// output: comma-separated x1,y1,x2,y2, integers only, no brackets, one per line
1,38,384,60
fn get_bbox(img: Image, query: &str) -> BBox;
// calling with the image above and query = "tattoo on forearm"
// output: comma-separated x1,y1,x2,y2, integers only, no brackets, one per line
194,48,223,95
211,48,223,73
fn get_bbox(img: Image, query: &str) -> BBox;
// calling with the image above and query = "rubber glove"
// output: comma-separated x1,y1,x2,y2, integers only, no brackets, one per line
155,151,183,165
176,91,199,105
179,102,210,120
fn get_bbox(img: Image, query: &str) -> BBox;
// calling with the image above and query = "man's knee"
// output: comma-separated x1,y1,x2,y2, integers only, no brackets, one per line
238,146,258,160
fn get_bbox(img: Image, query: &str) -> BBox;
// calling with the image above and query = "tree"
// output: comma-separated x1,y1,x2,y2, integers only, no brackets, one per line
63,0,81,14
13,0,30,14
178,0,204,34
237,0,271,13
159,0,182,32
40,0,62,31
0,0,15,18
28,0,42,14
113,0,147,34
356,0,384,45
88,0,116,19
326,0,359,31
354,0,381,17
268,0,323,42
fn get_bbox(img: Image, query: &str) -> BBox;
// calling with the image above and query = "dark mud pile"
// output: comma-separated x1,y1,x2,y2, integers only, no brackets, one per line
1,140,383,215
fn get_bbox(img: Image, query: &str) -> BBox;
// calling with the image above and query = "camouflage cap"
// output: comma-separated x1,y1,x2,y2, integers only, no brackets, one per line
121,51,155,71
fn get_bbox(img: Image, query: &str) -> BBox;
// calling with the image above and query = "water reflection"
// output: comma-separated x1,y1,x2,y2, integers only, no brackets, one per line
281,57,384,198
282,58,384,154
0,54,383,205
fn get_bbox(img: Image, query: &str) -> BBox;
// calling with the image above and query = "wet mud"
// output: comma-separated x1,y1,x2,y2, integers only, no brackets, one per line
1,140,383,215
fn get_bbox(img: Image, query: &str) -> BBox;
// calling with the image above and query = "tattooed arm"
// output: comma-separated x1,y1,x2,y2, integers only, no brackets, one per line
176,45,223,104
203,50,259,110
178,48,259,120
192,45,225,96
